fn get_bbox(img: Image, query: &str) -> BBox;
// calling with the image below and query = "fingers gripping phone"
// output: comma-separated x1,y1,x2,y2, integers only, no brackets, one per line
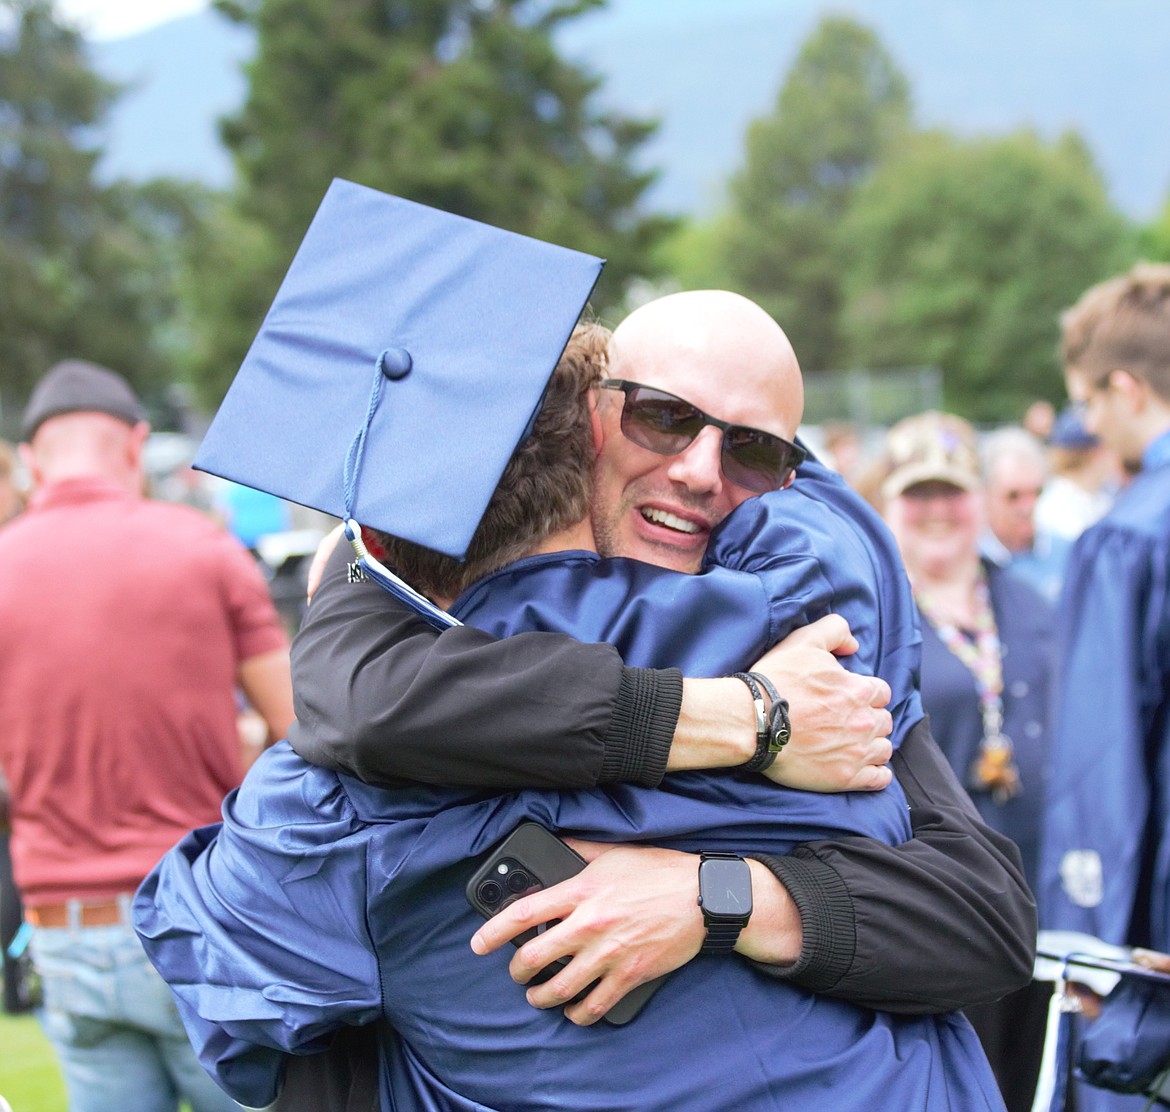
465,823,664,1025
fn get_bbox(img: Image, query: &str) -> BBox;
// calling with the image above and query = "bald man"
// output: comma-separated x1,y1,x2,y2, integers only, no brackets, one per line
590,291,806,572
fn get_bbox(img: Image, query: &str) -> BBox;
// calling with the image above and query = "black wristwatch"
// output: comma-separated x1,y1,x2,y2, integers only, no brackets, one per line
698,852,753,954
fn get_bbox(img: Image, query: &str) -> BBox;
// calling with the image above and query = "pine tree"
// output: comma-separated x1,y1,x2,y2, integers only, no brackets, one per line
0,0,176,422
717,16,911,373
189,0,669,403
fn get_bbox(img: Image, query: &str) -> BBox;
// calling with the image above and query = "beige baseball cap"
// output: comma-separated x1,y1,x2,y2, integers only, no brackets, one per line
880,411,982,501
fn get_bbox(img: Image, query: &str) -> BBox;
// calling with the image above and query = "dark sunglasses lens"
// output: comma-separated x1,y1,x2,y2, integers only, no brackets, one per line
721,428,801,493
615,382,803,492
621,388,704,454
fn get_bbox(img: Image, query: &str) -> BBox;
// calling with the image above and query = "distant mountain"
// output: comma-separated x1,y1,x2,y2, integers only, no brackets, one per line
92,10,251,187
89,0,1170,220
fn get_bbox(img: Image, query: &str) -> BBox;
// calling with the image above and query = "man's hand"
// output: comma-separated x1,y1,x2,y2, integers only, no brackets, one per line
470,840,705,1026
469,841,805,1025
750,615,893,792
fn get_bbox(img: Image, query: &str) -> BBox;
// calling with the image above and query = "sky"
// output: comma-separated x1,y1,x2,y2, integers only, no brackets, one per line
55,0,207,39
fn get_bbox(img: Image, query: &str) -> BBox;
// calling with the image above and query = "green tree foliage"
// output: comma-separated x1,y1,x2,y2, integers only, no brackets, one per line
0,0,182,424
839,130,1134,421
1138,196,1170,262
169,190,285,407
715,15,911,373
190,0,669,404
653,213,734,293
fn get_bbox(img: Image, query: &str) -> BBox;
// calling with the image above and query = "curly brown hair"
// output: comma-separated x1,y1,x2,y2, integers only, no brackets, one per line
370,322,608,600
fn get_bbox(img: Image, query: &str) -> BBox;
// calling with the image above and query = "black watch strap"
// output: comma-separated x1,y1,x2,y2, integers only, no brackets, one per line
698,852,752,955
701,919,745,954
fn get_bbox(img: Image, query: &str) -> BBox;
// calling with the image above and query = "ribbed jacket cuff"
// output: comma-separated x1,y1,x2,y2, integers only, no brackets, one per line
598,667,682,787
746,850,856,992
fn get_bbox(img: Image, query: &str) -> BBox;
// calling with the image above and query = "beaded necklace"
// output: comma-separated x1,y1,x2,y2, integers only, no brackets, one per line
914,568,1021,803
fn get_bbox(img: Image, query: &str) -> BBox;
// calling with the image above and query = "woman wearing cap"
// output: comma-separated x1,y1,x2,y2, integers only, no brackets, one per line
877,411,1055,1112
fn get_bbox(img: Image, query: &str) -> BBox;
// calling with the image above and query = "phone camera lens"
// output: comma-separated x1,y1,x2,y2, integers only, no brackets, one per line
506,869,532,893
477,880,503,907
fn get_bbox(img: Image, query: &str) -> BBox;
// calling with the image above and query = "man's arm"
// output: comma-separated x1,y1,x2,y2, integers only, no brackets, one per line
290,542,679,788
217,520,297,751
134,757,383,1108
474,717,1036,1022
238,647,296,746
292,549,1031,1014
290,544,888,791
752,716,1036,1011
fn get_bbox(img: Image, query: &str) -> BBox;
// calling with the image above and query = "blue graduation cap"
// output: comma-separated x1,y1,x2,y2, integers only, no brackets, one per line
195,179,604,627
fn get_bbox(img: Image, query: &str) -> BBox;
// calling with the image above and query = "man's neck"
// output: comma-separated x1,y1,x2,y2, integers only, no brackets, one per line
1141,419,1170,471
531,517,597,557
1142,410,1170,452
35,461,143,498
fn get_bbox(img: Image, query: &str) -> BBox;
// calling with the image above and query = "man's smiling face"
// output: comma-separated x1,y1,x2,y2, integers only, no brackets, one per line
590,291,804,574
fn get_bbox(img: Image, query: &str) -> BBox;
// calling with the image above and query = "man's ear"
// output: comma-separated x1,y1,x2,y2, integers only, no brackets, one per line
17,442,41,492
123,421,151,496
1111,369,1148,412
125,420,151,469
589,390,604,457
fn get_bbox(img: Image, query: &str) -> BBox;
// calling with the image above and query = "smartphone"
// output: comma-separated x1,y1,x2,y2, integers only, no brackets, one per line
465,822,664,1024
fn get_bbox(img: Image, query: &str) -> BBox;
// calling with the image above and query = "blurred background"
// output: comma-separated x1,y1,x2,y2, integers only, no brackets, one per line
2,0,1169,480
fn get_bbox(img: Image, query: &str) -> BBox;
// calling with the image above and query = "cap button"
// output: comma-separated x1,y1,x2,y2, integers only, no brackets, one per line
379,347,412,381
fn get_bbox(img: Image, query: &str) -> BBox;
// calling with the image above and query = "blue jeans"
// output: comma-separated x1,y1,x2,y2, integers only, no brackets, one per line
30,913,242,1112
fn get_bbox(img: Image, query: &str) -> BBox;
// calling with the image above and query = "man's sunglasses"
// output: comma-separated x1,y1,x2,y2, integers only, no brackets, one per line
599,379,806,493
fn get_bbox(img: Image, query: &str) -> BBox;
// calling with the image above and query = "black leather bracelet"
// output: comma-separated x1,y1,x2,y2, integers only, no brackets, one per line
746,671,792,763
732,672,776,773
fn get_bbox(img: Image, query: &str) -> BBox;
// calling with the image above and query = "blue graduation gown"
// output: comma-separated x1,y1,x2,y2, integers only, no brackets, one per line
135,456,1001,1111
1040,458,1170,947
1040,454,1170,1112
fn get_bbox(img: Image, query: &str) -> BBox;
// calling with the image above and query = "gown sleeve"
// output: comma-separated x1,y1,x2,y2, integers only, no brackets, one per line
1041,512,1170,948
134,746,383,1107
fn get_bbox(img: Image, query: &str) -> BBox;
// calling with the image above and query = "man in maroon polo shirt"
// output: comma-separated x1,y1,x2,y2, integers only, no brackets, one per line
0,360,294,1112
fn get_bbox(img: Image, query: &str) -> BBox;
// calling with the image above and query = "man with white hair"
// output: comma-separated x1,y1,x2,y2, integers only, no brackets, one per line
980,424,1070,601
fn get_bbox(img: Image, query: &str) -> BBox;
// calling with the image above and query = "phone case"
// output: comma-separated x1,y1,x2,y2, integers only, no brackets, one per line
466,822,587,937
465,822,664,1024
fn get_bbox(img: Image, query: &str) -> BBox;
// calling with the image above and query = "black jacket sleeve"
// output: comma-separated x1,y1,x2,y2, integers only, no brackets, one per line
287,543,680,789
748,716,1038,1014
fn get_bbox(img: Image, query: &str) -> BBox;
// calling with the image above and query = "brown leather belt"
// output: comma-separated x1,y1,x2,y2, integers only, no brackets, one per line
25,897,132,929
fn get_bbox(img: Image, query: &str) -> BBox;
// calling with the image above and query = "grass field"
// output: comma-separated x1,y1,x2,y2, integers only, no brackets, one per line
0,1012,66,1112
0,1012,205,1112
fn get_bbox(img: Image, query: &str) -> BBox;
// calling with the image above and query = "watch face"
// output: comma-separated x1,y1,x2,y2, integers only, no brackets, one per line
699,857,752,917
